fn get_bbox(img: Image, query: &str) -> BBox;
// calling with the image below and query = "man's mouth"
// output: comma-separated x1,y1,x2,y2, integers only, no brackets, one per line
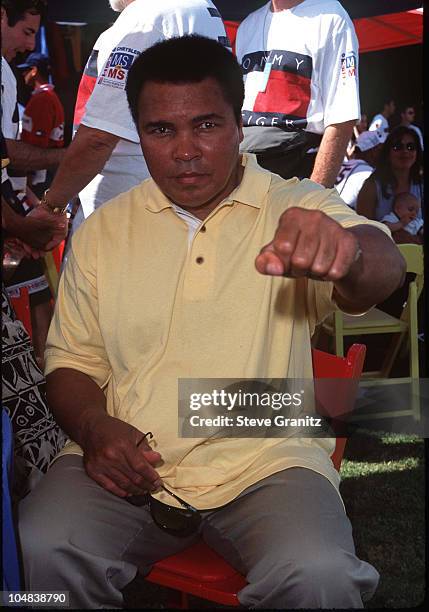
174,172,207,185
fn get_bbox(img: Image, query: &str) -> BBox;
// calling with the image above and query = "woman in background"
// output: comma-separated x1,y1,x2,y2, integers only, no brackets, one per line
356,126,423,220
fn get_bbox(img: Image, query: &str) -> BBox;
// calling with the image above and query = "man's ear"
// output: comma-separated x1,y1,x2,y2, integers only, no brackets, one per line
238,117,244,143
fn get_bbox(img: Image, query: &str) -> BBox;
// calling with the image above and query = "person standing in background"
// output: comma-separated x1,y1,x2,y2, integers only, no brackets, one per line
368,97,395,140
1,0,68,368
399,104,423,151
235,0,360,187
1,0,65,175
44,0,229,247
18,52,65,198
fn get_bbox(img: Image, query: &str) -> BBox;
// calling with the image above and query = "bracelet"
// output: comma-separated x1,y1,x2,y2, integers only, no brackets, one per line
40,188,68,215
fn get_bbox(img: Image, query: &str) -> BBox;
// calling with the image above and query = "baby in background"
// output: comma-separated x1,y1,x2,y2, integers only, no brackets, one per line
382,192,423,244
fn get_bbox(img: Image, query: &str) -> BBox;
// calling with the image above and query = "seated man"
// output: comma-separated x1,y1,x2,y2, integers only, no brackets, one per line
19,36,405,609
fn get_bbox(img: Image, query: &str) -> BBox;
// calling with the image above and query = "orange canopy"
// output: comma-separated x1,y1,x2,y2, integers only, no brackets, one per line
225,8,423,54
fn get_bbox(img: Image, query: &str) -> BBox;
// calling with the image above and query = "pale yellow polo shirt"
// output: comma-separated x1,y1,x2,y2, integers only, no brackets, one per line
45,154,390,509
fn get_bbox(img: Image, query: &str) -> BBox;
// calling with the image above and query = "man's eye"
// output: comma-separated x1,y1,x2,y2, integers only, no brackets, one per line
151,127,171,135
199,122,216,130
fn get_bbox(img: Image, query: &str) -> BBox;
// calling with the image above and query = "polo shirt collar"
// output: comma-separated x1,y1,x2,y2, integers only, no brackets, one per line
144,153,272,214
228,153,272,209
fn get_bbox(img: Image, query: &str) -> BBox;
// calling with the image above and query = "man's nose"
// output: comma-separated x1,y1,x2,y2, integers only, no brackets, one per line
173,133,201,162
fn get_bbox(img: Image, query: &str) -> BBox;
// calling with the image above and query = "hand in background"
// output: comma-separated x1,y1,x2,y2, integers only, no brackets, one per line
19,207,68,258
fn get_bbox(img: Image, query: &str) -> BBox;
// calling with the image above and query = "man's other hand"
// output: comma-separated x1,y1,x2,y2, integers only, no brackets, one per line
81,414,163,499
255,207,360,281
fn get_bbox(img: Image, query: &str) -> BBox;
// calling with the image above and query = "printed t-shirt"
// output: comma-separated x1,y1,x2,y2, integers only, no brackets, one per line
334,159,374,209
76,0,228,221
1,57,19,140
236,0,360,153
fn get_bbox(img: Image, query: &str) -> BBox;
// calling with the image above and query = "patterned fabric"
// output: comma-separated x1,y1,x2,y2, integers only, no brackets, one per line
2,286,67,500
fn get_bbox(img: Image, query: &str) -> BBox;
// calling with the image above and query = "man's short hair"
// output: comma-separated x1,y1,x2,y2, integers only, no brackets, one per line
126,35,244,127
2,0,46,26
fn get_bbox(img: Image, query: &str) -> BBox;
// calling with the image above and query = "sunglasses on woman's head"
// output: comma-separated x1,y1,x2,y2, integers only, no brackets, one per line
125,432,202,537
391,142,417,152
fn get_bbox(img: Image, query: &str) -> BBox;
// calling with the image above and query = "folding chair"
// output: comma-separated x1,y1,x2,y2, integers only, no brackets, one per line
43,241,65,299
322,244,424,379
142,344,366,608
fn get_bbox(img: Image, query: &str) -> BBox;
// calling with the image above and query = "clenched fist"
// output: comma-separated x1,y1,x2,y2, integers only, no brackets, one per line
255,207,361,281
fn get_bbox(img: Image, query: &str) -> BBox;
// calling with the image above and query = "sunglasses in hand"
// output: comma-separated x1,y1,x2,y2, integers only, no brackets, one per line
126,432,202,537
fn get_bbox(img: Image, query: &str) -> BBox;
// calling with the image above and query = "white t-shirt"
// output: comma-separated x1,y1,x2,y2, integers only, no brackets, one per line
368,113,389,138
77,0,228,223
235,0,360,152
381,212,423,236
1,56,27,191
1,57,19,140
334,158,373,209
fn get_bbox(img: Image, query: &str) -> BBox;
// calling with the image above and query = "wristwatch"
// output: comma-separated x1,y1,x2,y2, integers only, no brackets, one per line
40,189,68,215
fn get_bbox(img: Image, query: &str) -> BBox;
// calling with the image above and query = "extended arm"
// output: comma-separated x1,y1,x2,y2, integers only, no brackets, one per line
332,224,405,313
310,120,355,187
255,207,405,314
46,124,120,207
6,138,65,171
46,367,162,497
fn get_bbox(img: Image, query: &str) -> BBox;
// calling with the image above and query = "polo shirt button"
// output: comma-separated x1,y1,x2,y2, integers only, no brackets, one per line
200,226,207,233
196,256,204,264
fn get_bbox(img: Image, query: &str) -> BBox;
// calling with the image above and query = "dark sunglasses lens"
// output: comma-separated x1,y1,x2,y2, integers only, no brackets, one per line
126,493,150,506
150,497,201,537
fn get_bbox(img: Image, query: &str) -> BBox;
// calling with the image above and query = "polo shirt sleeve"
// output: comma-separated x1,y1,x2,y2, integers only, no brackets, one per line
44,249,111,388
319,15,360,127
292,180,391,326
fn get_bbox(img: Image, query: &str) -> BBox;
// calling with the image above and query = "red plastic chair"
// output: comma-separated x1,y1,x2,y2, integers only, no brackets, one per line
52,240,65,272
9,286,32,339
143,344,366,608
43,241,65,299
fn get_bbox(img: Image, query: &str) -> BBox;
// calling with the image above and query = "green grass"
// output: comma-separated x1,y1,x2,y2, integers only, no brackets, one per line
340,430,425,609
